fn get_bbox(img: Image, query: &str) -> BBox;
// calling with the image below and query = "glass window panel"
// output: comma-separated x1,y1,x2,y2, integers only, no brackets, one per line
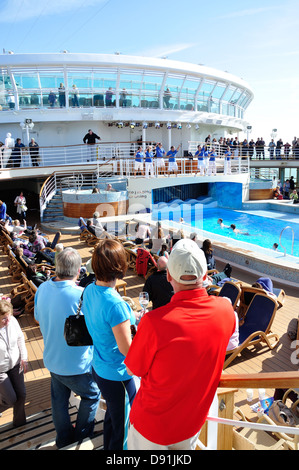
73,93,93,107
239,92,250,108
230,89,242,104
0,72,12,90
119,73,142,90
211,84,226,99
201,80,215,96
210,99,220,113
228,104,236,116
165,75,185,93
142,82,159,91
93,72,117,89
13,74,39,89
67,73,92,88
39,74,65,89
197,100,209,112
18,92,41,107
221,86,236,102
140,94,159,108
243,96,252,109
181,78,200,94
142,73,164,92
222,102,237,116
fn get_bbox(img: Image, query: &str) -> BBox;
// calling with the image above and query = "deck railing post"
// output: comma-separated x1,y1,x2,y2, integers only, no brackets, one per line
206,393,219,450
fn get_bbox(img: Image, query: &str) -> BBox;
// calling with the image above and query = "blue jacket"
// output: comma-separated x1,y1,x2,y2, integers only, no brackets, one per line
34,279,93,376
0,202,7,220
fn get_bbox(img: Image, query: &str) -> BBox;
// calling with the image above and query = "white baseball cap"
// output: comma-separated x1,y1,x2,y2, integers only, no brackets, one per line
167,238,207,285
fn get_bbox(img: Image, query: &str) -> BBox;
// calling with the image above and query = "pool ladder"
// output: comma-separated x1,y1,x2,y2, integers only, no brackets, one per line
279,226,294,256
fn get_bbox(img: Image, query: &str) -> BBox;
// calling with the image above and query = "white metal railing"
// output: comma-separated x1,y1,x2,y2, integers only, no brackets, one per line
250,167,278,180
198,414,299,450
39,169,100,220
188,141,299,160
279,226,295,256
1,141,251,176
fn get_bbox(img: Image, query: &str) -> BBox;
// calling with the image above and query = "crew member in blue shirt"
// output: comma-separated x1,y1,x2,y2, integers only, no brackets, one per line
134,146,144,177
224,146,232,175
155,143,166,175
167,144,181,176
207,147,217,176
145,146,155,178
195,145,208,176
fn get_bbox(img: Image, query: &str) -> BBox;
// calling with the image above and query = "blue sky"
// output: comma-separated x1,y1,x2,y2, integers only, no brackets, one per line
1,0,299,143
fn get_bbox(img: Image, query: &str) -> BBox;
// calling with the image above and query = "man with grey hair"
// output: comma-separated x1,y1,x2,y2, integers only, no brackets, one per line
34,247,100,449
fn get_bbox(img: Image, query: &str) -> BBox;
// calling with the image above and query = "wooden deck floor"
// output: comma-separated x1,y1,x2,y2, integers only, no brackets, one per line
0,228,298,428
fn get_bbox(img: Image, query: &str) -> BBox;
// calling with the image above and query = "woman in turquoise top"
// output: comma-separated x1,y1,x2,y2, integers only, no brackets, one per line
83,239,136,450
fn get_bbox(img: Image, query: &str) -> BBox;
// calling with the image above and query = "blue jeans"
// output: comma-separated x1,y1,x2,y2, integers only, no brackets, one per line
92,369,136,450
50,371,100,448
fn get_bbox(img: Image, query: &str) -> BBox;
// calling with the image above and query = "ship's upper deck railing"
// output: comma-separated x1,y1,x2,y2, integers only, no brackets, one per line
0,141,251,175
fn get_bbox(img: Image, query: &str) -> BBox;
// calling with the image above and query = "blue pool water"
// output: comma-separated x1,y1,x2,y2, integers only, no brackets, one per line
153,205,299,258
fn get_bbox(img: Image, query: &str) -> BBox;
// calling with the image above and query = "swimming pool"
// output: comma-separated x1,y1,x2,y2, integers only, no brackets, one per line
153,205,299,259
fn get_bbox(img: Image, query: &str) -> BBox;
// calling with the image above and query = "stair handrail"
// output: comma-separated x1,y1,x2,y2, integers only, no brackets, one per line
279,225,294,256
39,159,117,220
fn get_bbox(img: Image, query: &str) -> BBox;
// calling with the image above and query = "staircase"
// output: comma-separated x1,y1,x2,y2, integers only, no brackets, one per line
0,396,105,450
42,190,64,223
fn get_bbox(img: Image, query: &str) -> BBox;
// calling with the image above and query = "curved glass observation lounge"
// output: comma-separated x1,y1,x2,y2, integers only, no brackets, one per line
0,53,253,121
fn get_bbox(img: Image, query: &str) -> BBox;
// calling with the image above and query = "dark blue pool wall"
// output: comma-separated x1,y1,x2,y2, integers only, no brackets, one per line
152,181,243,209
208,182,243,209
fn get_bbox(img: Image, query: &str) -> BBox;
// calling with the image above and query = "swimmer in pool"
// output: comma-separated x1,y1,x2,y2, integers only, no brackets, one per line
273,243,279,251
230,224,250,235
217,218,229,229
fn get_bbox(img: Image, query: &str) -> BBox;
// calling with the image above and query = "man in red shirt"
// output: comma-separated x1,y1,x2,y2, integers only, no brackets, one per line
125,238,235,450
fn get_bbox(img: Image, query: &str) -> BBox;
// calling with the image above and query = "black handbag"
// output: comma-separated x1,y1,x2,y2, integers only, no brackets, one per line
64,290,93,346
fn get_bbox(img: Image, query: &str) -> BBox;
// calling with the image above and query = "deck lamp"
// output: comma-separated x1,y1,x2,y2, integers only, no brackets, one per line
20,119,34,145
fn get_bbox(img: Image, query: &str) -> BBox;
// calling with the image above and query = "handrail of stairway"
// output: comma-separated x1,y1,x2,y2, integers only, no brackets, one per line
38,159,113,220
279,225,294,256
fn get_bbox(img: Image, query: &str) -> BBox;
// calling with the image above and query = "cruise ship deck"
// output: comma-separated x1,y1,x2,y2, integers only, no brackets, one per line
0,220,298,450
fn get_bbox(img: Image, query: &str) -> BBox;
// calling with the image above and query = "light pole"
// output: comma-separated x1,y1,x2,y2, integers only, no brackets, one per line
246,125,252,142
20,118,34,145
